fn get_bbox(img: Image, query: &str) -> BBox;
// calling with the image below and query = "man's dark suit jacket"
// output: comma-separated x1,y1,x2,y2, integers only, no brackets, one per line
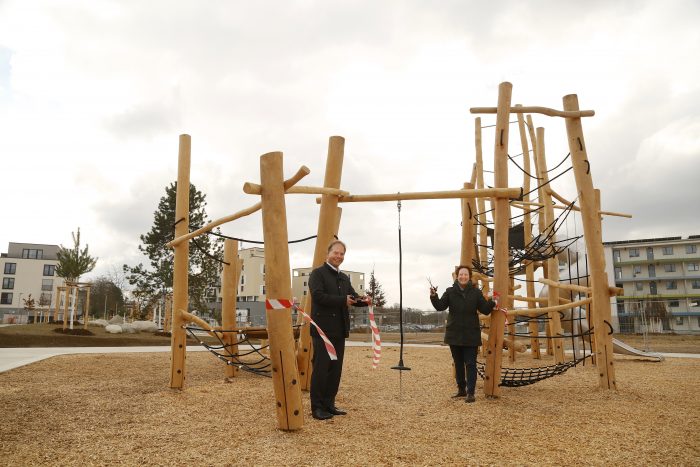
308,262,358,339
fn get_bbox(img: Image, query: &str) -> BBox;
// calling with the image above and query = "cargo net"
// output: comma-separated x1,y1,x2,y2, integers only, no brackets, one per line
476,354,591,387
184,326,273,377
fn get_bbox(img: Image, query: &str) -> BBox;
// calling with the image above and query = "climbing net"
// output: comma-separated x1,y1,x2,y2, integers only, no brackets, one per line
185,326,275,376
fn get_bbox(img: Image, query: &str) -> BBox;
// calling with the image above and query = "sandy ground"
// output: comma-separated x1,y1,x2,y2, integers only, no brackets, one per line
1,346,698,466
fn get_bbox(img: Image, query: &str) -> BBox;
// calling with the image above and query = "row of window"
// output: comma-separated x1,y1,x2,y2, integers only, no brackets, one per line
0,291,53,305
632,280,700,293
620,244,698,260
616,263,700,279
2,278,54,290
3,263,56,276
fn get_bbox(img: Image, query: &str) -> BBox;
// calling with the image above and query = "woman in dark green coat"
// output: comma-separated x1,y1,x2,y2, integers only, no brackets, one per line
430,265,495,403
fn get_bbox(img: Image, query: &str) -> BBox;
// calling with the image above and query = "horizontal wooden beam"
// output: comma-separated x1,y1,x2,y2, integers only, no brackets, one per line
320,187,522,204
243,183,348,197
470,106,595,118
167,202,262,248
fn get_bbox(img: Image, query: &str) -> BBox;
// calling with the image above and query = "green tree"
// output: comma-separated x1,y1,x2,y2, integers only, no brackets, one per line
56,228,97,328
123,182,223,314
56,228,98,282
366,270,387,308
89,276,125,319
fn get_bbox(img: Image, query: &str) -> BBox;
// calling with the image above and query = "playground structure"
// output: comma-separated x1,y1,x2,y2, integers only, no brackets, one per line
165,82,637,431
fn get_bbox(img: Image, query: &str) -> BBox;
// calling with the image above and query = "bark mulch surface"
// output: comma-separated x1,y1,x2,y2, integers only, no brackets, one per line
1,347,698,466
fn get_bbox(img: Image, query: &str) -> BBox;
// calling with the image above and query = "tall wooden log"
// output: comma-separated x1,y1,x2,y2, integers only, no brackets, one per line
474,118,490,297
221,239,239,379
535,127,565,364
297,136,345,390
170,134,191,389
563,94,616,390
460,182,475,267
260,151,304,431
517,109,541,359
484,82,512,398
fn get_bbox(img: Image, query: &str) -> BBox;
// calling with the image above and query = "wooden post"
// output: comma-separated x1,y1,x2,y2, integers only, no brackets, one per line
483,82,512,398
260,151,304,431
170,134,191,389
460,182,475,267
221,239,239,379
297,136,345,391
83,285,91,330
534,127,565,363
517,109,542,359
563,94,616,390
62,287,70,330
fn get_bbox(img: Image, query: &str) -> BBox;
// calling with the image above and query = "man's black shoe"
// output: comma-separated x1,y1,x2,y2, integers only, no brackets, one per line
327,406,347,416
451,389,467,398
312,408,334,420
465,393,476,403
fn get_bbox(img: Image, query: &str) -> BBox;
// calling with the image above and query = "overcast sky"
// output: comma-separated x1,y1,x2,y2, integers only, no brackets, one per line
1,1,698,310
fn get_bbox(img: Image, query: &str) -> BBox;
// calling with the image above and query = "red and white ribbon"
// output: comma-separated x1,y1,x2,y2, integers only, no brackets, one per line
368,304,381,369
265,298,337,360
492,291,509,326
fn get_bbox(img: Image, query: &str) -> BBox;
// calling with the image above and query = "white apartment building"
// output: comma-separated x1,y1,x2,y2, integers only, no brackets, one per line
604,235,700,333
1,242,66,323
291,267,365,303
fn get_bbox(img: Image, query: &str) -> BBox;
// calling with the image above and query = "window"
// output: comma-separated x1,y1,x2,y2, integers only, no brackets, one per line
21,248,43,259
692,280,700,289
240,274,245,285
666,281,677,290
662,246,673,255
663,264,676,273
39,292,52,306
303,281,307,287
635,282,643,291
615,267,622,280
648,264,656,278
675,316,684,325
41,279,53,291
689,263,700,272
649,282,657,294
240,285,244,293
687,245,698,254
633,265,642,275
629,248,639,258
669,300,679,307
43,264,55,276
0,292,12,304
3,263,16,274
647,247,654,260
293,271,299,277
303,290,307,296
260,285,266,295
2,278,15,289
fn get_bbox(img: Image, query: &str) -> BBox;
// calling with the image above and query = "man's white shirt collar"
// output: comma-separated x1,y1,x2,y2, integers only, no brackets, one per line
326,261,339,272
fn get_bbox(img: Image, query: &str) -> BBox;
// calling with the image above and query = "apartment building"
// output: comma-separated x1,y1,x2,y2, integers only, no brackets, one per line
604,235,700,333
1,242,66,323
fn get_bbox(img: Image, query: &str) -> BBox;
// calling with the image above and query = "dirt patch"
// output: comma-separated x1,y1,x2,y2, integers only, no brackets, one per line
1,347,698,465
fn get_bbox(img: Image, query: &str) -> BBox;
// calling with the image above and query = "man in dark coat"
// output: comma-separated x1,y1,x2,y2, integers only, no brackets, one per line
308,240,369,420
430,265,495,403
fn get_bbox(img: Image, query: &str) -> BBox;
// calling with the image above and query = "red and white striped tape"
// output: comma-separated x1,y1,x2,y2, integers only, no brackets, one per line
368,304,381,369
265,298,337,360
492,291,509,326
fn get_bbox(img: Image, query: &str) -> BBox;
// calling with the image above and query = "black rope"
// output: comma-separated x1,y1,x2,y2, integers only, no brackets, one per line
207,231,319,245
476,353,592,387
392,199,410,374
191,237,228,266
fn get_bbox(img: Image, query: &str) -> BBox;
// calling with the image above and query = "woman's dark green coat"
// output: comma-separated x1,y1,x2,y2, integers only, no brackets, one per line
430,281,495,346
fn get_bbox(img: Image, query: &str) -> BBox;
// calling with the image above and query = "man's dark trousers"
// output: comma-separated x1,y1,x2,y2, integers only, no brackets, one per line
310,335,346,411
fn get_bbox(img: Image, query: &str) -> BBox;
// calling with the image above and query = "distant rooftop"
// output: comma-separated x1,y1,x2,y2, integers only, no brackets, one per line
604,235,698,246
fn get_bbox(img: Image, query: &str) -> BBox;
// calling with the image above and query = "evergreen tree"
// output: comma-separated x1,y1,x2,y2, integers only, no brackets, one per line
366,270,387,308
123,182,223,314
56,228,98,282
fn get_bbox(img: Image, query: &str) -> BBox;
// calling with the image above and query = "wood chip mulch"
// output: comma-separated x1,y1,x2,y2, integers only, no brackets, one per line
1,346,698,466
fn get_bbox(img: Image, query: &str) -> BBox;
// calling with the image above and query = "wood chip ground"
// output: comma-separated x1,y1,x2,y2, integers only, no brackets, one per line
1,347,698,466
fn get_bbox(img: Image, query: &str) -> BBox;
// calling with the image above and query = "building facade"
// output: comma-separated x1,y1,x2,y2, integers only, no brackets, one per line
604,235,700,333
1,242,66,323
